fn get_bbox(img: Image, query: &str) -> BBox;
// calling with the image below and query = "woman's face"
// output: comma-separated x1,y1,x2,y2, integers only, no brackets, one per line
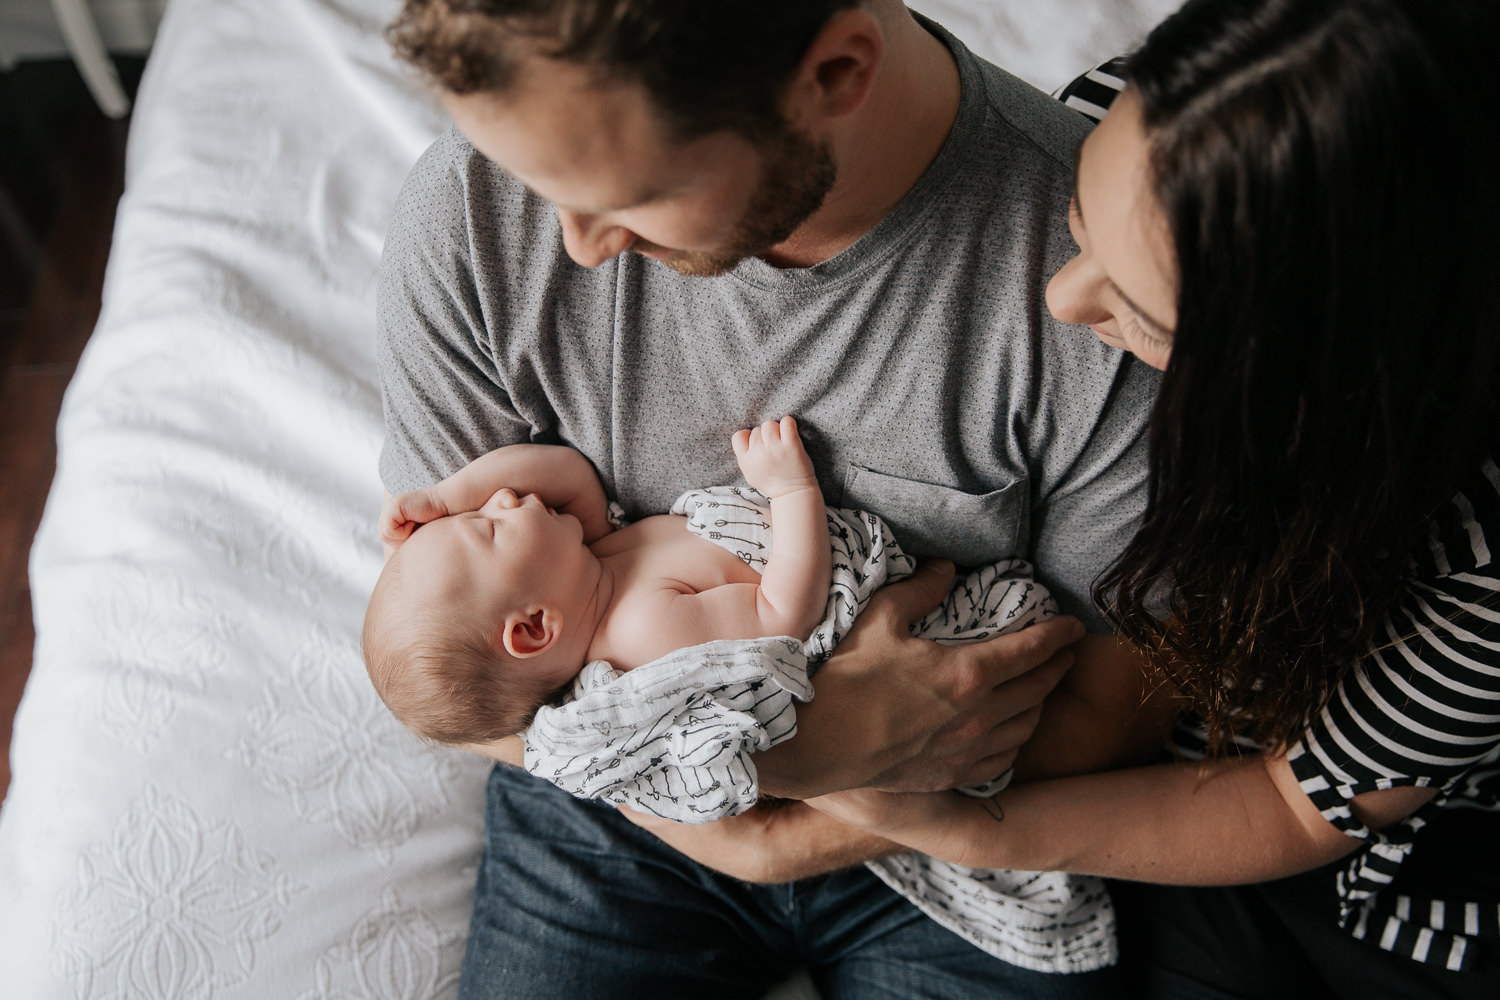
1046,88,1179,371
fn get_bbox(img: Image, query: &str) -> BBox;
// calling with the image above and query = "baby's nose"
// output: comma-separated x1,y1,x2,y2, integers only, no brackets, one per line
482,488,520,513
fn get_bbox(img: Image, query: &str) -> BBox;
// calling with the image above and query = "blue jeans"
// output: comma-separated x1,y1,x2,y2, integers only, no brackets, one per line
458,765,1122,999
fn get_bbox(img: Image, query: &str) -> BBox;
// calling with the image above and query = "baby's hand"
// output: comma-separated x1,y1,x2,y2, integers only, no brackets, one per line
379,488,449,548
732,417,820,499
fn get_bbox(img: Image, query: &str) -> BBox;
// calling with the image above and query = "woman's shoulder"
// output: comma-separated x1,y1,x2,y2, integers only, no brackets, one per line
1285,457,1500,786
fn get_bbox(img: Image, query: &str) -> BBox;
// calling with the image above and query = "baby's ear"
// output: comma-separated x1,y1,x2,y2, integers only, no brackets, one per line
499,608,560,659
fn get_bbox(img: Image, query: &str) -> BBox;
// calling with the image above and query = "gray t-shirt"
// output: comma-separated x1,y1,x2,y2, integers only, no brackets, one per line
376,20,1159,631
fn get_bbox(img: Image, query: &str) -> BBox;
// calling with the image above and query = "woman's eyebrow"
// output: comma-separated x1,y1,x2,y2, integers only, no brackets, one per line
1109,280,1172,335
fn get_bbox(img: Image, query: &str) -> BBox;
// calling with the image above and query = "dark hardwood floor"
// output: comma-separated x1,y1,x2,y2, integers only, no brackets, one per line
0,59,142,803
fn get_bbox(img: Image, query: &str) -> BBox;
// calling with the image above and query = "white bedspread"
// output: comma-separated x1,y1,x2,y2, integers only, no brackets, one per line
0,1,1177,997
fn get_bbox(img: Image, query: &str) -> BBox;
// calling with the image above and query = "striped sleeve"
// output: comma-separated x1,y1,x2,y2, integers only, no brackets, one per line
1290,457,1500,832
1285,459,1500,971
1053,58,1128,122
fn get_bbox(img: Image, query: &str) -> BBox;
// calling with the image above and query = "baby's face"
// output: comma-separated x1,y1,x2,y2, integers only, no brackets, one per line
401,489,591,611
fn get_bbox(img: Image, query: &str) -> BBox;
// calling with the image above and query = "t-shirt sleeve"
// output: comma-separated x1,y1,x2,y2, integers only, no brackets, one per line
376,131,533,494
1289,485,1500,837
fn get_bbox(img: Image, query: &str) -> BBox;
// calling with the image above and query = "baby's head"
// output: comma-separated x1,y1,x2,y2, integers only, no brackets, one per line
362,489,598,745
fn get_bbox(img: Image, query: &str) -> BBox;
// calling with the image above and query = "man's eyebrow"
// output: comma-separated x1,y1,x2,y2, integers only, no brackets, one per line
553,183,669,217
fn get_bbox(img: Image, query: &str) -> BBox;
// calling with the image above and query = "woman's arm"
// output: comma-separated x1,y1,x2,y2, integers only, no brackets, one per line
808,752,1437,884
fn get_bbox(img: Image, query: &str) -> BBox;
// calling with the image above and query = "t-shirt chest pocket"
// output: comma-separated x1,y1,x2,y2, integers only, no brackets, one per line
841,464,1028,567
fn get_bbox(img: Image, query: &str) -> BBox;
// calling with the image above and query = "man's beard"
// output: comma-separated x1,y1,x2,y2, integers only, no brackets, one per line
650,124,837,278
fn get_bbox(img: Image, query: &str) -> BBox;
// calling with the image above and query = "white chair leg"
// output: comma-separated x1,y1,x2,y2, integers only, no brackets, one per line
47,0,132,119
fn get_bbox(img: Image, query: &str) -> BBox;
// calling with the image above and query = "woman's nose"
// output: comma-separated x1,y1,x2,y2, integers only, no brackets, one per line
1045,252,1112,327
556,208,636,268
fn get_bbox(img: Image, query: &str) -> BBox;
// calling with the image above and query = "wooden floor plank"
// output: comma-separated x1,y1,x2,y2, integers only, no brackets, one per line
12,120,126,370
0,77,128,804
0,589,35,798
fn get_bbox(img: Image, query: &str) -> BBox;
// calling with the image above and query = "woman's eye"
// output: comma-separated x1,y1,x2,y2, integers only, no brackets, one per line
1124,314,1171,350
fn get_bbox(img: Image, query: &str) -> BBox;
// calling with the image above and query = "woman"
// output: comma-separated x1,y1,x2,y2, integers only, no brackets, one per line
808,0,1500,994
644,0,1499,994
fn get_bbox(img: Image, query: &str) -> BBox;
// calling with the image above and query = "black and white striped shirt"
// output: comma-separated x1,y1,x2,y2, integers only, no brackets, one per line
1287,457,1500,972
1058,63,1500,973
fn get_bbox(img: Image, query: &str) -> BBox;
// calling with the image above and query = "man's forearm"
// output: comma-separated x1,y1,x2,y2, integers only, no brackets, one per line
623,799,904,883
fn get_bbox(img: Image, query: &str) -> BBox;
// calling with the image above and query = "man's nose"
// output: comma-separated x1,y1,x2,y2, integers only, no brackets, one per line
1044,253,1111,327
556,208,636,268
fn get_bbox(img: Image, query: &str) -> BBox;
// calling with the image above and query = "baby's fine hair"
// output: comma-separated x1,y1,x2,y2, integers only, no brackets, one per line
362,559,557,745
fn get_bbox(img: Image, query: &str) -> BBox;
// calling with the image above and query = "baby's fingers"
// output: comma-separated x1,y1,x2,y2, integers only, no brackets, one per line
379,518,416,546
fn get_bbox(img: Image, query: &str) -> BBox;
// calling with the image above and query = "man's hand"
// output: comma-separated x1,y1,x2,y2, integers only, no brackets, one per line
378,488,450,549
619,798,902,883
732,416,820,499
756,560,1083,799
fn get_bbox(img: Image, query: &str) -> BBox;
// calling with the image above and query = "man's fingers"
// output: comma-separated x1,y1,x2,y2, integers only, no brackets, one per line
977,702,1046,756
985,646,1073,705
865,559,956,630
963,616,1085,687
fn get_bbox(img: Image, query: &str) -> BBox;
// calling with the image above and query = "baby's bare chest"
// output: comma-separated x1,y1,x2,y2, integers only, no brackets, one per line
633,515,762,593
621,515,760,592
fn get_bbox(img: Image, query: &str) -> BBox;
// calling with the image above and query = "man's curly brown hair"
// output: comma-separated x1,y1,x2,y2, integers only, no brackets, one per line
387,0,863,139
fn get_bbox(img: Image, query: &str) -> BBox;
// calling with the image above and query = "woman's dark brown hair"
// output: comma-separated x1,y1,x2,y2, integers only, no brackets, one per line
1097,0,1500,754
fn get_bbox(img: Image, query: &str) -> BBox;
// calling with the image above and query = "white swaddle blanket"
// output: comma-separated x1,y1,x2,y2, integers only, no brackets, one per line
524,486,1115,973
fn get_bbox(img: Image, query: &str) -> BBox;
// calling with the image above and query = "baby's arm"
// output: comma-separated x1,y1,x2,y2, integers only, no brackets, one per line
726,416,832,638
380,444,613,549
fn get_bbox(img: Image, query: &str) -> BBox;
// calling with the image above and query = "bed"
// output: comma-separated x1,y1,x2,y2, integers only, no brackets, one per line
0,0,1178,995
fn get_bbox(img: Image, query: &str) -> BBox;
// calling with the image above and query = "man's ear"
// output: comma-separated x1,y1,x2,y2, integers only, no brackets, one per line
783,7,885,126
499,608,561,659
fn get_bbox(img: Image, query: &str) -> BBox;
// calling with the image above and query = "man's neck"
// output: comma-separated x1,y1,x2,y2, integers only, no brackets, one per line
763,12,961,268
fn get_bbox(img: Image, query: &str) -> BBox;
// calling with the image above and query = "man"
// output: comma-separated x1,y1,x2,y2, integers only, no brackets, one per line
376,1,1157,995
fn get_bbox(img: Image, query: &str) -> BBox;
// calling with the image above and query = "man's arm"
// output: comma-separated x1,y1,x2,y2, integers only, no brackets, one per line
376,133,535,496
753,561,1082,800
622,799,903,884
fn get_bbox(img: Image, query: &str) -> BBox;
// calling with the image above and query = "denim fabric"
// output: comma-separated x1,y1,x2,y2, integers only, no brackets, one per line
458,764,1123,1000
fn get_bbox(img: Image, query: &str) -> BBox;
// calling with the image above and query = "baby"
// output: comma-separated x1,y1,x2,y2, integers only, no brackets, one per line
362,418,833,747
363,424,1098,970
